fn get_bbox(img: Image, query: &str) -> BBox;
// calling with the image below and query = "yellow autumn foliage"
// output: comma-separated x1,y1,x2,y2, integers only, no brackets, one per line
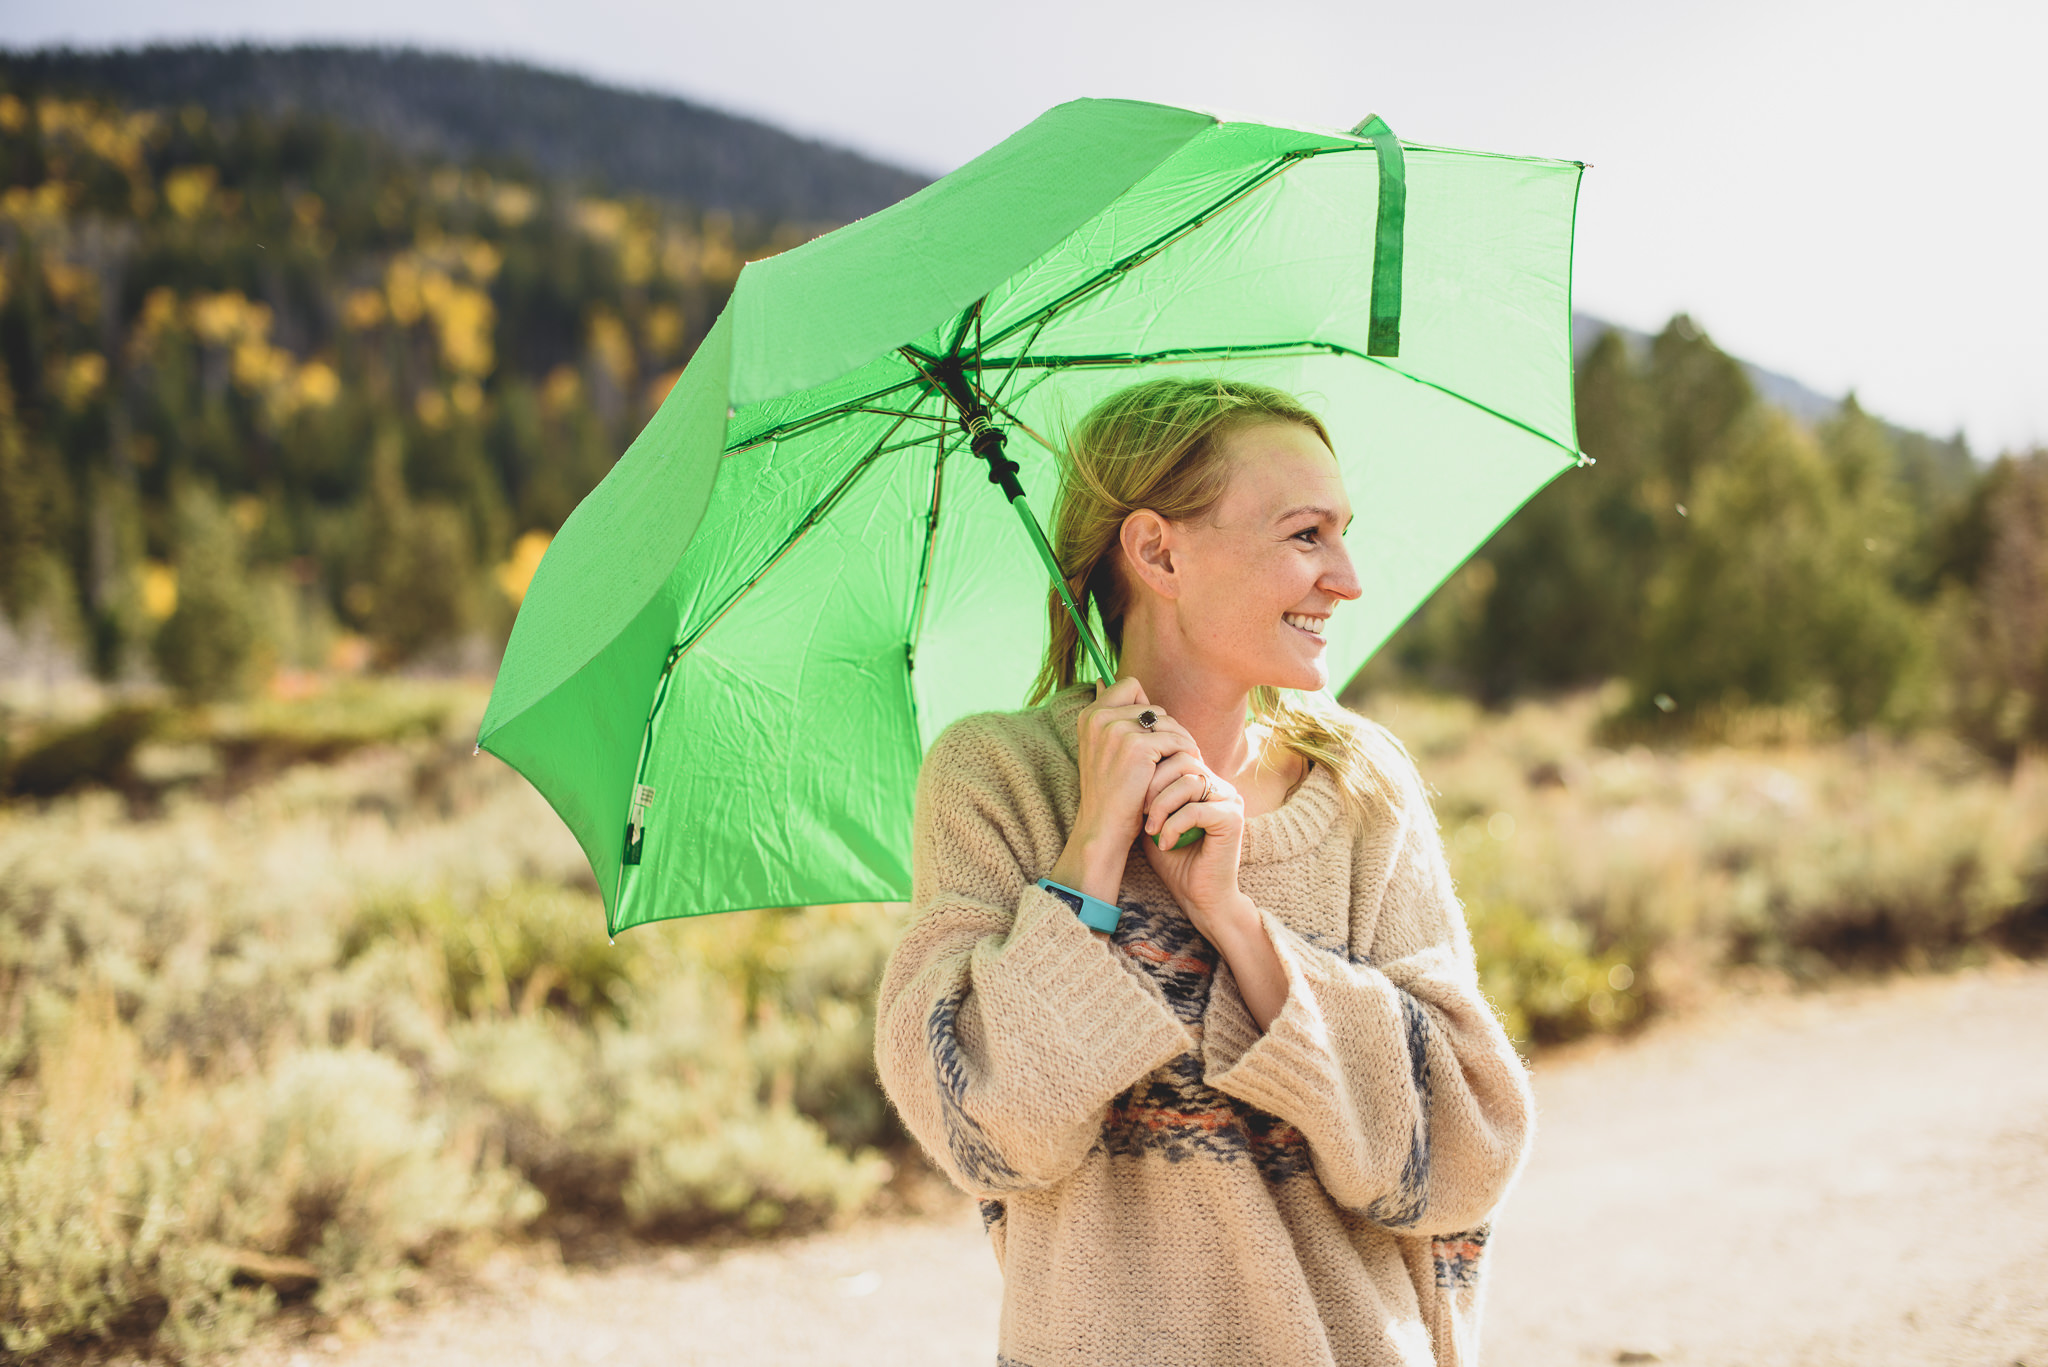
459,237,502,282
343,287,387,331
491,182,537,226
586,309,635,387
642,302,685,358
415,388,449,428
163,165,217,220
140,560,178,620
295,361,341,410
428,280,495,377
573,196,627,243
540,364,581,415
188,291,262,345
1,181,73,225
494,529,552,603
619,226,655,287
41,259,97,314
58,352,107,409
384,256,424,327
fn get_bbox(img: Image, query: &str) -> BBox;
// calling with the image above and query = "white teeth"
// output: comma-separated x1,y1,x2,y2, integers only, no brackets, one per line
1284,613,1325,636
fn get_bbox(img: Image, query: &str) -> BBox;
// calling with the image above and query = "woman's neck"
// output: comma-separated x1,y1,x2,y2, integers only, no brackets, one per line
1115,631,1255,784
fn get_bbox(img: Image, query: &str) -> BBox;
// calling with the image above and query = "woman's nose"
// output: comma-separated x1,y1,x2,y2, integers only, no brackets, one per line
1323,543,1363,601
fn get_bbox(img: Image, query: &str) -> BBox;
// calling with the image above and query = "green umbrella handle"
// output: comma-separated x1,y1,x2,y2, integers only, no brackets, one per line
957,404,1202,850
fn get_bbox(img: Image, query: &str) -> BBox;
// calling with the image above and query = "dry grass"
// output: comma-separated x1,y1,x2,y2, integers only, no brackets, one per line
1,679,2043,1359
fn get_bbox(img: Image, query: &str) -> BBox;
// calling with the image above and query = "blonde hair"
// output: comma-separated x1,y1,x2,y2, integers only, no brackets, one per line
1027,377,1403,822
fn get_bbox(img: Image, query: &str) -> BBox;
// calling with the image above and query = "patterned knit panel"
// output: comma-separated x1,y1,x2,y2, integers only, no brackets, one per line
927,985,1030,1191
1430,1226,1490,1289
1097,900,1315,1183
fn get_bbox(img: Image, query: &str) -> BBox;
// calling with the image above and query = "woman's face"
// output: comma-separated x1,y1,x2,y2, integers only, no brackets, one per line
1156,420,1361,693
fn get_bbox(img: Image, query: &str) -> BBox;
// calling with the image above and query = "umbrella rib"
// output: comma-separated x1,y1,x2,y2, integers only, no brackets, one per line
724,384,940,454
989,309,1058,408
977,371,1065,457
981,341,1583,460
667,410,920,667
976,152,1311,354
947,297,983,367
904,421,956,675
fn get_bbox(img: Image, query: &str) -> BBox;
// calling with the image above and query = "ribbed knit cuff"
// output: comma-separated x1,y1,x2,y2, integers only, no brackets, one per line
1202,956,1263,1073
994,884,1196,1099
1203,909,1395,1123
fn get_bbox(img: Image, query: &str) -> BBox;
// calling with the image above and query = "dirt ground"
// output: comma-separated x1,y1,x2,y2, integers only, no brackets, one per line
249,962,2048,1367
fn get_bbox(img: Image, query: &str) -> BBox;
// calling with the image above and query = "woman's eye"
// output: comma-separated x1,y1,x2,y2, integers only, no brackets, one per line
1292,527,1320,545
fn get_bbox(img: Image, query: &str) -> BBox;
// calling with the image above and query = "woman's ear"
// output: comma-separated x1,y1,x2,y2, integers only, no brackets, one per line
1120,510,1180,600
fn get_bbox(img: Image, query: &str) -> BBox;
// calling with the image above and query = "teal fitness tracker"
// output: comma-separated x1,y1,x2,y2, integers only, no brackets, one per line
1036,878,1122,933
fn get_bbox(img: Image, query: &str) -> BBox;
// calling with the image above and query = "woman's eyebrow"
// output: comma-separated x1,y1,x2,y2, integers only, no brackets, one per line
1275,504,1353,530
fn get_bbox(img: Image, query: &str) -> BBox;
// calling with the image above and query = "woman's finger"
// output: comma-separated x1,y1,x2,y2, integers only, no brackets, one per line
1091,704,1197,750
1144,768,1213,835
1142,752,1206,808
1093,676,1146,710
1154,778,1242,848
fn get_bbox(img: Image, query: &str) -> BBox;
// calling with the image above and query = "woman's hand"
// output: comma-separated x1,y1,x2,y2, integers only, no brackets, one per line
1138,759,1256,948
1048,678,1284,1028
1045,678,1198,907
1133,716,1284,1028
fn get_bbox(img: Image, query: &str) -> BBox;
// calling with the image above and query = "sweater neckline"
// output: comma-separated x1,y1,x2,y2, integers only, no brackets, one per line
1044,686,1344,866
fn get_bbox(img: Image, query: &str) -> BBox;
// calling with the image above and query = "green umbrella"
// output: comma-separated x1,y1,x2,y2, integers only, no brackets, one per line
477,98,1584,936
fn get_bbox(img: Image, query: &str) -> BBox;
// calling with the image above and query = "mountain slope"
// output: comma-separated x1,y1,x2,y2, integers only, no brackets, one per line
0,43,931,224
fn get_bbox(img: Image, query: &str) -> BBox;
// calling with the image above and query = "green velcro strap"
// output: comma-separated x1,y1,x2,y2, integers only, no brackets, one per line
1349,113,1406,357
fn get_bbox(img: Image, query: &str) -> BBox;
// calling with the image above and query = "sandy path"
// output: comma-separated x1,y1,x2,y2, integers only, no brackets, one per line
262,963,2048,1367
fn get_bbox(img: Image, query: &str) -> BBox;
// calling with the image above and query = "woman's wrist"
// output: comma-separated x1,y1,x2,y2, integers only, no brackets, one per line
1048,826,1129,905
1195,890,1261,943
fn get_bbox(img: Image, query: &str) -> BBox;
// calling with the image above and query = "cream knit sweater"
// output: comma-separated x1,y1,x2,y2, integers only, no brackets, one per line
875,686,1534,1367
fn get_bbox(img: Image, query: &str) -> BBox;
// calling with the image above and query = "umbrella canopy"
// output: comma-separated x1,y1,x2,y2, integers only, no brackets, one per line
478,98,1584,935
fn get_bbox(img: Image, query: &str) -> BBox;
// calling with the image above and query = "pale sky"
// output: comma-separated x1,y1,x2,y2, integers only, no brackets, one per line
7,0,2043,456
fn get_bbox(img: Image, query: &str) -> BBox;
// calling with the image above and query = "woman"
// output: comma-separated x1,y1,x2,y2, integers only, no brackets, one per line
874,378,1533,1367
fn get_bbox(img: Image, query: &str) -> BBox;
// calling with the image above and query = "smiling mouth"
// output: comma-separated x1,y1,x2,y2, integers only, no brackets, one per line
1283,612,1327,639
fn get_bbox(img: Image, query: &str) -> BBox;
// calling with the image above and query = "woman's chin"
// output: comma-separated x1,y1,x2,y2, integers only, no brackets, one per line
1264,658,1329,693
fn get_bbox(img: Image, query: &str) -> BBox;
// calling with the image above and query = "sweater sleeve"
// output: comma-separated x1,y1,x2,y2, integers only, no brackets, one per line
874,717,1194,1198
1199,758,1534,1237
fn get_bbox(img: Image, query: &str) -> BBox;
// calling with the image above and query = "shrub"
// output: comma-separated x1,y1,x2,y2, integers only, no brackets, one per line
0,989,538,1358
2,704,163,798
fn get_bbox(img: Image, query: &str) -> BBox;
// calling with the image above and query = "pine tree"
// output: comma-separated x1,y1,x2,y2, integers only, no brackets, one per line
0,368,74,625
1649,314,1754,496
153,479,259,701
1462,329,1665,698
1944,451,2048,758
351,429,477,663
1634,408,1925,730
